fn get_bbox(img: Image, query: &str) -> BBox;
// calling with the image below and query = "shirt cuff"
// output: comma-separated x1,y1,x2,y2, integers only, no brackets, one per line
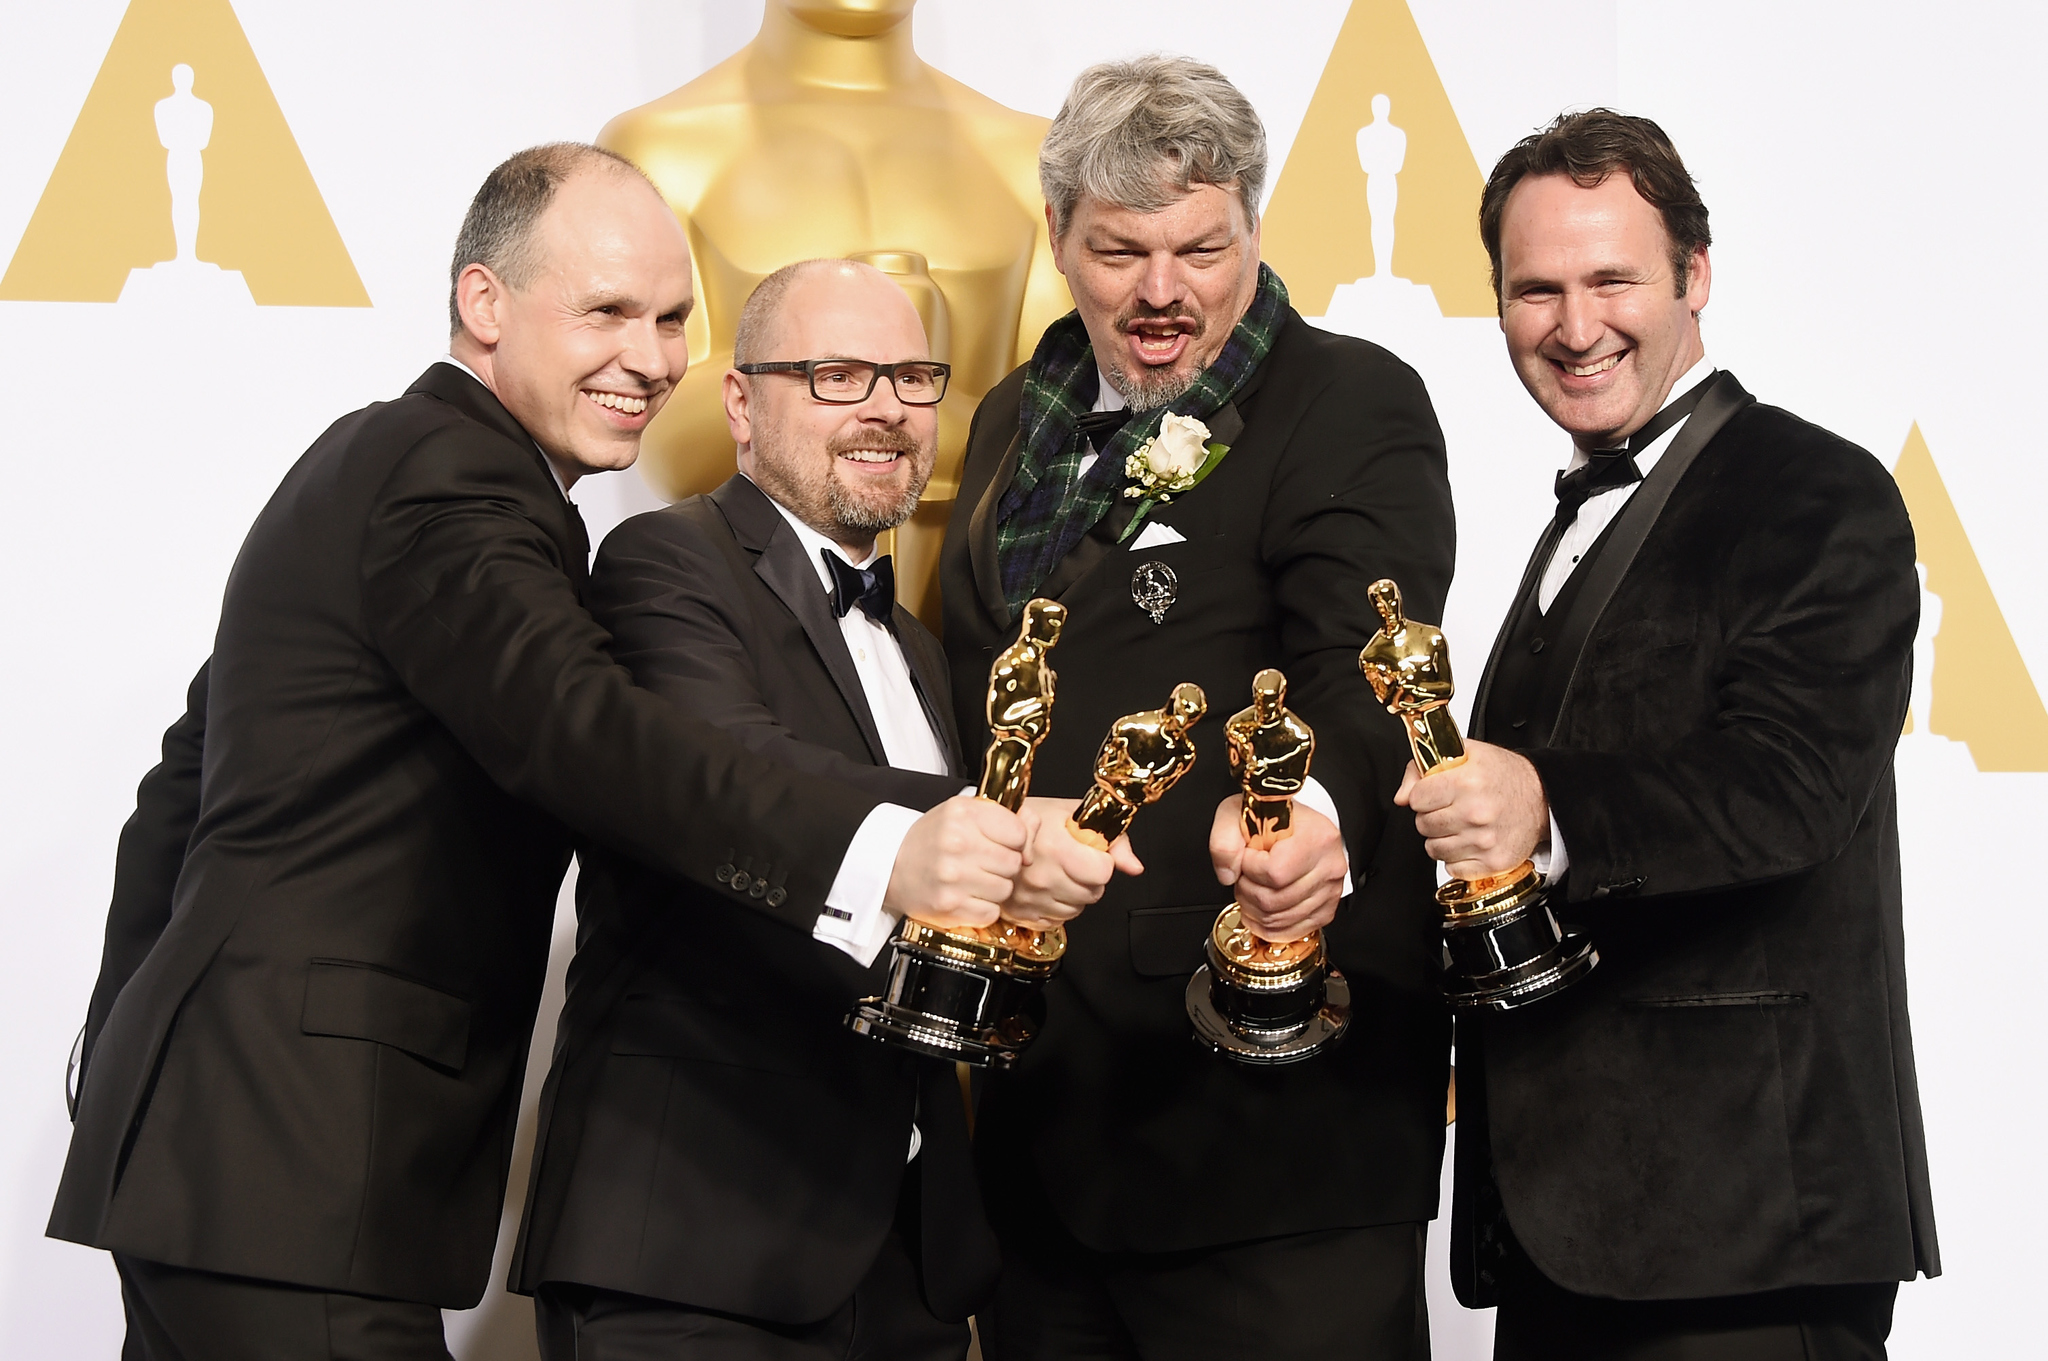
1292,776,1355,898
813,802,922,967
1530,810,1569,883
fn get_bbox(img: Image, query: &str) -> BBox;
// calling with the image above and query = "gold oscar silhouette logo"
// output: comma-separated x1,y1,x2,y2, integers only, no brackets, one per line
1260,0,1494,321
1893,423,2048,771
0,0,369,307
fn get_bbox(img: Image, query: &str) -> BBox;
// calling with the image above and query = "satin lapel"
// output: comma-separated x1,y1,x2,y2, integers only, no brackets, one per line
711,479,890,765
1537,371,1756,743
1468,517,1567,743
895,610,966,779
967,427,1024,631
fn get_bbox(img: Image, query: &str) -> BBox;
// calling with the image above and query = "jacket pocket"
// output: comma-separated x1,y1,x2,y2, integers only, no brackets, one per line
301,959,471,1071
609,991,814,1077
1626,990,1809,1008
1128,904,1223,978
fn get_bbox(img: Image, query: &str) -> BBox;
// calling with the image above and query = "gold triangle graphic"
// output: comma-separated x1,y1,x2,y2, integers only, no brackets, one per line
0,0,368,306
1260,0,1494,318
1893,423,2048,771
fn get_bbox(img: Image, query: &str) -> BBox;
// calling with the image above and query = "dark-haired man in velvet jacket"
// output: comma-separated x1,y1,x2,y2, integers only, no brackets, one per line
1404,109,1939,1360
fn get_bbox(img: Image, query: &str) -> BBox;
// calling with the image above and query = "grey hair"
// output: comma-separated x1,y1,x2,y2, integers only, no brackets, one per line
447,142,648,335
1039,55,1268,237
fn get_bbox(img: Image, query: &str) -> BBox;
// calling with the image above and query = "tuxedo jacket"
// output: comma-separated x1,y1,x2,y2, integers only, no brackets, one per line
1451,371,1941,1304
48,366,879,1308
512,476,999,1324
940,308,1457,1252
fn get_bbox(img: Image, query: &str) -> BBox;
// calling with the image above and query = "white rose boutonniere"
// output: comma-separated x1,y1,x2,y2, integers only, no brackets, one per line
1119,412,1230,543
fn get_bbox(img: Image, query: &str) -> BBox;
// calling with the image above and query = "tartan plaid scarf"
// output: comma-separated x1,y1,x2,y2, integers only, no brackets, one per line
994,263,1290,614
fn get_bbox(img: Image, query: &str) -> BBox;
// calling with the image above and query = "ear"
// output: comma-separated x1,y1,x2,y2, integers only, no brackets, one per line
1045,202,1070,278
455,263,507,347
1685,246,1712,316
723,368,754,458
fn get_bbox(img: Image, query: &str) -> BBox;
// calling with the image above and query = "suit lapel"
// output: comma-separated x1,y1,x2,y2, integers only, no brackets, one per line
409,363,587,589
1469,517,1567,743
1537,371,1756,742
967,428,1023,631
709,478,890,765
893,609,966,779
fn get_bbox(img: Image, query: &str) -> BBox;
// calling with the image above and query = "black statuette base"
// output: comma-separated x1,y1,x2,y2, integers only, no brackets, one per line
846,937,1048,1069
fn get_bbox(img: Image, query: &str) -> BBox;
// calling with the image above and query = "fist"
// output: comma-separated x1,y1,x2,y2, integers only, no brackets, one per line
1210,796,1348,943
1000,797,1145,929
1395,739,1548,880
885,795,1027,931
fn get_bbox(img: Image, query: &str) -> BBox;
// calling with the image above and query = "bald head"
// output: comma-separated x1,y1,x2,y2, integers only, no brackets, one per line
723,260,940,558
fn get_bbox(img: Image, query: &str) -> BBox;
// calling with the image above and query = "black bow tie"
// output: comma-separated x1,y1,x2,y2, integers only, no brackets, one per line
824,549,895,624
1075,407,1134,448
1553,374,1713,519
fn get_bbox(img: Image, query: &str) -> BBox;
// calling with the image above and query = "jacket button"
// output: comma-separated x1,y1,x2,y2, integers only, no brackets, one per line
748,880,768,899
729,870,751,892
714,863,735,884
1530,637,1546,654
766,887,787,908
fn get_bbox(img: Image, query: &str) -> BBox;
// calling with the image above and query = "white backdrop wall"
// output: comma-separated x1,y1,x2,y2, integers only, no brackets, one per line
0,3,2039,1357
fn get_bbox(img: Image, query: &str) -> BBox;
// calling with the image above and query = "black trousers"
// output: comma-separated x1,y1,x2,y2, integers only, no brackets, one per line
1493,1225,1896,1361
979,1198,1430,1361
114,1253,452,1361
535,1169,967,1361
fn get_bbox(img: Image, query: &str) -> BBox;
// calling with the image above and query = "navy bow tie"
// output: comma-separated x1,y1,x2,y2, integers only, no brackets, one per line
824,549,896,624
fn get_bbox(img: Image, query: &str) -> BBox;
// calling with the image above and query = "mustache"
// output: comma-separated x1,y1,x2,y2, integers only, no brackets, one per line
827,427,924,458
1115,303,1205,338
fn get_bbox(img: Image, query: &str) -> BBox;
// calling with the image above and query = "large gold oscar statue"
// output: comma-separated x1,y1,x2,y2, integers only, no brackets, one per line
600,0,1072,624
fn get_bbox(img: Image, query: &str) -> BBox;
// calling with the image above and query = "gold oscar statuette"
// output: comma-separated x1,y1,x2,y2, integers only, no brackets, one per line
1067,683,1209,848
1186,669,1353,1063
1359,580,1597,1010
846,599,1068,1068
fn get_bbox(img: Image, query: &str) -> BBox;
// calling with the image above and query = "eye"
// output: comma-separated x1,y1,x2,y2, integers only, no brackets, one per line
812,363,866,392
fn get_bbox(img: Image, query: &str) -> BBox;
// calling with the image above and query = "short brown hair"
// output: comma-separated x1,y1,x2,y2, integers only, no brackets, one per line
448,142,647,335
1478,109,1710,303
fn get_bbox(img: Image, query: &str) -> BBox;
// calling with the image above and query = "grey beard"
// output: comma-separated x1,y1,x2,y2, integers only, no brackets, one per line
1102,359,1200,413
826,473,922,535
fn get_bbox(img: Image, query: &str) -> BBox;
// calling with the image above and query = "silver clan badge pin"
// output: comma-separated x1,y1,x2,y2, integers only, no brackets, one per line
1131,561,1179,624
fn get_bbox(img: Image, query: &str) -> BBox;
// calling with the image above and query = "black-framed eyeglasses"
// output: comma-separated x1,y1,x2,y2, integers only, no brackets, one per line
735,358,951,406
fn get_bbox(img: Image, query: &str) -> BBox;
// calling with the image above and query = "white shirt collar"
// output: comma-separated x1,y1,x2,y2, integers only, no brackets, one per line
746,475,881,595
1563,354,1716,475
441,354,573,501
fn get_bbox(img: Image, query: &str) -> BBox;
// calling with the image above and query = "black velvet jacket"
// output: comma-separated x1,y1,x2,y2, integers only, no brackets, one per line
1453,373,1941,1303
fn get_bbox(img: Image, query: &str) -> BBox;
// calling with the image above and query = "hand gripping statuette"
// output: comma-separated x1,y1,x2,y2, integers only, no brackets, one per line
847,599,1071,1068
1187,669,1353,1064
1358,580,1596,1010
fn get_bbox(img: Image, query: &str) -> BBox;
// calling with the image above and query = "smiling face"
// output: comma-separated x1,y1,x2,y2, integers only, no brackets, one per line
453,167,693,483
1052,183,1262,412
1497,171,1709,449
726,263,939,557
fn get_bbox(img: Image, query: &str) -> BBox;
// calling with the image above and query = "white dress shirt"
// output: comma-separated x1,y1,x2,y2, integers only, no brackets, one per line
1530,355,1715,879
745,487,961,969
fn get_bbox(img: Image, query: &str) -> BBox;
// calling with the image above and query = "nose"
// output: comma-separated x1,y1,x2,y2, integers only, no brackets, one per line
1137,251,1186,311
619,313,680,387
1555,288,1604,355
853,369,909,423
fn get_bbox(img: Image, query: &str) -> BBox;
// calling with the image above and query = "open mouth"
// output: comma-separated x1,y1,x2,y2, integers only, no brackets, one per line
1123,319,1196,368
582,389,650,417
837,447,903,468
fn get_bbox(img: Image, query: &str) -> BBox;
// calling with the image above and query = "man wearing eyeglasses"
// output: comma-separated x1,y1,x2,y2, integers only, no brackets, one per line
512,258,1129,1361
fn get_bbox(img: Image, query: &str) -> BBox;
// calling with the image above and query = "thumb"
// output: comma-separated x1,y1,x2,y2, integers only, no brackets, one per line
1393,760,1421,808
1110,836,1145,877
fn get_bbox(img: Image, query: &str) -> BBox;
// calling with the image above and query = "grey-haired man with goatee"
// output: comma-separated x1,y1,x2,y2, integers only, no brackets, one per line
940,57,1457,1361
